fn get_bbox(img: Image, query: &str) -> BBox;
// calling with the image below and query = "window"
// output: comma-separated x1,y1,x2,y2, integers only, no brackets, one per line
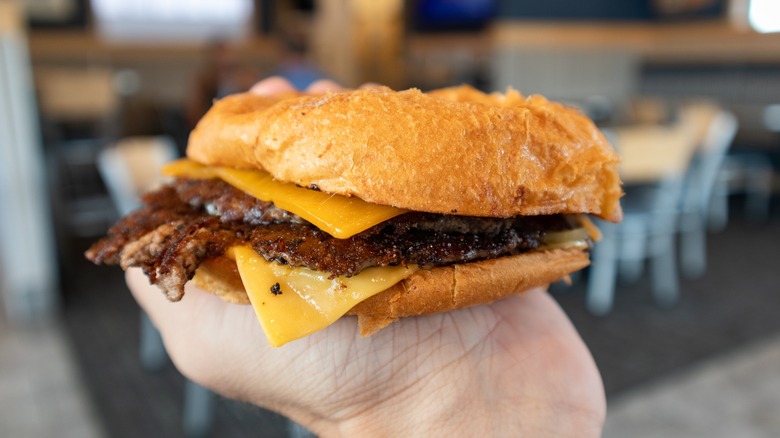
91,0,254,42
749,0,780,33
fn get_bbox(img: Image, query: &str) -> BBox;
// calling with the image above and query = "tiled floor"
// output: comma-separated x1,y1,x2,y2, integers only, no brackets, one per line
604,333,780,438
0,317,103,438
5,315,780,437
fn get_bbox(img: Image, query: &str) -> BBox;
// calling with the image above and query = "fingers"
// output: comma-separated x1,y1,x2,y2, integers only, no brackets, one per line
250,76,343,97
306,79,342,93
249,76,296,95
126,268,179,330
125,268,266,388
124,268,359,417
125,268,218,352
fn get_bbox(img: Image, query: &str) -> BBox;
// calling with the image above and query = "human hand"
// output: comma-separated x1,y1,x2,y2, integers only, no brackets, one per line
127,77,606,437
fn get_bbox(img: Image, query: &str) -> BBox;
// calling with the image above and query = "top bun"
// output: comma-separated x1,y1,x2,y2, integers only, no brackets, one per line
188,85,622,221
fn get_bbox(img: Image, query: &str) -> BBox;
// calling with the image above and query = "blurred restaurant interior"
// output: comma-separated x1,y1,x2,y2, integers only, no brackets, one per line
1,0,780,436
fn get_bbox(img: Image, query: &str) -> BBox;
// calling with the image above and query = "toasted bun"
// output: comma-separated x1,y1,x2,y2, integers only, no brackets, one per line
192,248,590,335
188,85,622,222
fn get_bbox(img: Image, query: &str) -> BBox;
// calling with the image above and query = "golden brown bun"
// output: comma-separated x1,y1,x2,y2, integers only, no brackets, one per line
194,258,248,304
191,248,590,335
188,85,622,222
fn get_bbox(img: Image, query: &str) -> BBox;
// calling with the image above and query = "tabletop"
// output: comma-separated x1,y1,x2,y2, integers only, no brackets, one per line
614,124,698,184
611,102,719,185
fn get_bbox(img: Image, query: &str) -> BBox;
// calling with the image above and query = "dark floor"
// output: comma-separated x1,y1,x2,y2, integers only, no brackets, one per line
60,244,291,438
61,203,780,437
553,217,780,395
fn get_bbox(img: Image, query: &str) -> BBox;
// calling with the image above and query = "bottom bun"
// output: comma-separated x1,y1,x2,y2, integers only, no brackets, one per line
192,248,590,336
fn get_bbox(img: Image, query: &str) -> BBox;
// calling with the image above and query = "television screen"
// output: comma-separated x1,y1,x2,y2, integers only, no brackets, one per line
412,0,497,32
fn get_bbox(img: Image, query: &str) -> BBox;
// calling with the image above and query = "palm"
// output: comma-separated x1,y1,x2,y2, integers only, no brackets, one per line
130,269,604,433
288,289,604,428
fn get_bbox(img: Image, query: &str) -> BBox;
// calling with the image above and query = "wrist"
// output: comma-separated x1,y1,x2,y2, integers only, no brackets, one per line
331,383,472,437
322,374,604,438
332,399,603,438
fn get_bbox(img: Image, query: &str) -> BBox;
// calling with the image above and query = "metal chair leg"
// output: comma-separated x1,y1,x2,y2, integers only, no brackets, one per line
745,162,773,222
140,311,168,371
680,212,707,279
618,219,646,284
650,232,679,308
586,225,618,316
141,312,217,438
183,381,216,438
708,176,730,232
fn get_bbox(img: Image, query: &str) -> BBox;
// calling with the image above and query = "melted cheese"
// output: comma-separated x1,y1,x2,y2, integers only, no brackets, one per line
230,224,588,346
162,159,406,238
164,160,597,345
539,227,591,250
229,246,418,347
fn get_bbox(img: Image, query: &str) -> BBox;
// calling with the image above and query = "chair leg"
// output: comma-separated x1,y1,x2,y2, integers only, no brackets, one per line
618,220,646,284
183,381,216,438
141,316,216,438
140,311,168,371
680,213,707,279
746,165,773,222
650,232,679,307
586,227,618,316
708,177,730,232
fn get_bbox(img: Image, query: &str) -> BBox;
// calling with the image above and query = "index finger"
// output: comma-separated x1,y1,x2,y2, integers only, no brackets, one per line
249,76,297,95
306,79,342,93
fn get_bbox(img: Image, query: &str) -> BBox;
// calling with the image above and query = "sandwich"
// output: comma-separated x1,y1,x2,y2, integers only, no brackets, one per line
86,85,622,347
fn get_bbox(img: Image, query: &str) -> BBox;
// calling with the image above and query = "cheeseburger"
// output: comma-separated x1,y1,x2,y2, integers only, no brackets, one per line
86,85,622,346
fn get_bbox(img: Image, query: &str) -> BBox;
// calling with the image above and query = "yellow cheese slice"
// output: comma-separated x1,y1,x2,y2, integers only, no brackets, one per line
229,246,418,347
162,159,407,239
539,227,590,250
226,222,588,346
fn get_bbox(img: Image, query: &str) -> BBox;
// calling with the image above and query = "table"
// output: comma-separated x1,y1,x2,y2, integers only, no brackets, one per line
613,123,700,185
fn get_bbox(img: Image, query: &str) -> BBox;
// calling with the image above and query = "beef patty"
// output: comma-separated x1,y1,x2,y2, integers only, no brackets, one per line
86,178,581,301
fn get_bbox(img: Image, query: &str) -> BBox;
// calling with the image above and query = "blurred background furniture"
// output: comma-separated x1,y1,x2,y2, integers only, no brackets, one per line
586,103,738,315
48,138,117,276
96,136,215,438
96,137,176,374
97,136,178,216
678,107,739,278
36,67,120,140
39,66,139,276
707,103,780,230
587,120,697,315
710,153,774,230
0,1,59,323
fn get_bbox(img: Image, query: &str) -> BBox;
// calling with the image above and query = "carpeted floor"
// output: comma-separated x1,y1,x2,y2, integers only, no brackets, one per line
61,204,780,437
